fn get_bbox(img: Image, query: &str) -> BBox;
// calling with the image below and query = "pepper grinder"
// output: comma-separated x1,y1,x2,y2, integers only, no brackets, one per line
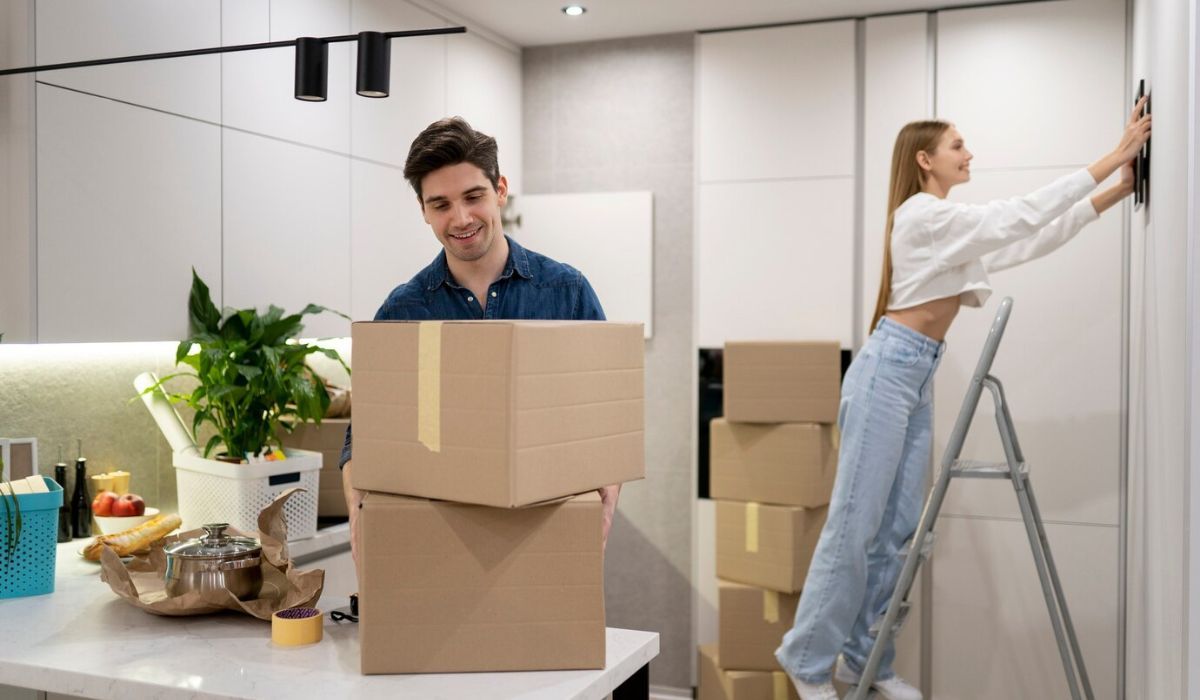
70,440,92,538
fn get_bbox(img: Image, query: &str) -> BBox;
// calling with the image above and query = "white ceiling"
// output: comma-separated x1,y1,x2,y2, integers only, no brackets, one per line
424,0,1012,47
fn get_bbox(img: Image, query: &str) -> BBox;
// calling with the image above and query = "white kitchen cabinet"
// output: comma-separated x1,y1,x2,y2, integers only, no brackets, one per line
446,33,523,194
35,0,220,122
349,0,448,167
937,0,1126,170
221,0,352,154
222,129,352,339
36,84,222,343
698,177,855,348
697,21,856,183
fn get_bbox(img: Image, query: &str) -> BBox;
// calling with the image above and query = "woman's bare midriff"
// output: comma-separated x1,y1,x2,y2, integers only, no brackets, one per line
885,295,963,342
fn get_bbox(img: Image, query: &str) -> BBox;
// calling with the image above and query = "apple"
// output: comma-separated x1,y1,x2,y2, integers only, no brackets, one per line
112,493,146,517
91,490,117,516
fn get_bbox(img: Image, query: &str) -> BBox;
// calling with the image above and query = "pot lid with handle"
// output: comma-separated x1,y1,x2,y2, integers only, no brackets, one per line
164,522,262,559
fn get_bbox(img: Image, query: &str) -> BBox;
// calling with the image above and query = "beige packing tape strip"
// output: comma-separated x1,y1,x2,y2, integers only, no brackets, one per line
418,322,443,453
773,671,788,700
745,502,760,553
762,589,780,623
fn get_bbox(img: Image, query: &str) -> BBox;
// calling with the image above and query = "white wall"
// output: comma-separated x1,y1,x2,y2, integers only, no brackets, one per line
25,0,522,343
1127,0,1194,697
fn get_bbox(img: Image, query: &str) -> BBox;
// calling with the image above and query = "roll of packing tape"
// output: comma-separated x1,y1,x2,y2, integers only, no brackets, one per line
272,607,324,646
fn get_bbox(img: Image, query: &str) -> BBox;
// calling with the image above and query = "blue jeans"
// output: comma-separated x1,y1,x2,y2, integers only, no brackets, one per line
776,318,944,683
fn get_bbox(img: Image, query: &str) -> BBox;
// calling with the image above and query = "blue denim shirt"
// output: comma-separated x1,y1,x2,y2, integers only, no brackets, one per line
339,236,605,468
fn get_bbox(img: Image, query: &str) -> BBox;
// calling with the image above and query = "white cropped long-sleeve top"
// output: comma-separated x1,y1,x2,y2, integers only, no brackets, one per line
888,168,1100,310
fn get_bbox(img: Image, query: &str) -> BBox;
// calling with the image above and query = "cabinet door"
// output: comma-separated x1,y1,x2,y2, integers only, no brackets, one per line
36,84,222,343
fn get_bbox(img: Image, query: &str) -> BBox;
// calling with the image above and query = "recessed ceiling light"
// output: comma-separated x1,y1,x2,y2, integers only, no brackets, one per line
562,5,586,16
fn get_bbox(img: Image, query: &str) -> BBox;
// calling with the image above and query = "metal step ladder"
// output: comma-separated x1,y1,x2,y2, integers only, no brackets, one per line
848,297,1093,700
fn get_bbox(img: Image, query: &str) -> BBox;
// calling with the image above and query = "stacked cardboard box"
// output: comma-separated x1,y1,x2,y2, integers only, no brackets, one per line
281,417,351,517
350,320,645,674
700,341,840,698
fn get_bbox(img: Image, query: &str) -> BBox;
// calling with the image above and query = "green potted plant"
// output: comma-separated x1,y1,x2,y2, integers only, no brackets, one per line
147,269,349,462
139,269,350,541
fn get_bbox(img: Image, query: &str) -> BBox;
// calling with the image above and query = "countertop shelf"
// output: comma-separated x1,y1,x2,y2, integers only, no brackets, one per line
0,539,658,700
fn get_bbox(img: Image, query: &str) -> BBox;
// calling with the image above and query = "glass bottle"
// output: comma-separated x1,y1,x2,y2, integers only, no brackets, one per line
70,443,91,538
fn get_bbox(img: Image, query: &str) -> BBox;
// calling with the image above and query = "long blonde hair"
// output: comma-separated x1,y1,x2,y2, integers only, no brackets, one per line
870,120,952,333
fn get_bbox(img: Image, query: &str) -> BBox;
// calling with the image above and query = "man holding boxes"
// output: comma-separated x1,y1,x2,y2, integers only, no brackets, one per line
340,116,623,561
338,117,645,675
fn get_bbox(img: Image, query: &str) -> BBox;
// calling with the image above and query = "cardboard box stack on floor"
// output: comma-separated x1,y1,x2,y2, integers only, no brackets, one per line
349,320,645,675
700,341,840,698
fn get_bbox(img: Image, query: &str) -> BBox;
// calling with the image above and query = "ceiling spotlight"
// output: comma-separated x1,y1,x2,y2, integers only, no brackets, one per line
562,5,586,16
356,31,391,98
294,37,328,102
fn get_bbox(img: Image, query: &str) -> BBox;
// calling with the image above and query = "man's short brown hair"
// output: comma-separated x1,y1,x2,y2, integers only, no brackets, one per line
403,117,500,201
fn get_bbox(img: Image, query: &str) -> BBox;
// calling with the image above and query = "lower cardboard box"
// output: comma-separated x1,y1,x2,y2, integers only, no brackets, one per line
698,644,799,700
715,500,827,594
358,491,606,674
280,418,350,517
718,579,799,671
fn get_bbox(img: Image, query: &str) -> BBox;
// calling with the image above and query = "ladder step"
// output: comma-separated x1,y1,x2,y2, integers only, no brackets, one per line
950,459,1027,479
868,601,911,638
899,533,935,562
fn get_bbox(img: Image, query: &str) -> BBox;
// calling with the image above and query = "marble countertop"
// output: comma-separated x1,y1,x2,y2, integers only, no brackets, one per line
0,540,658,700
286,521,350,562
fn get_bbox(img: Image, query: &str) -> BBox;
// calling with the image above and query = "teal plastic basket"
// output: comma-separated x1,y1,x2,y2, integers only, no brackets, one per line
0,476,64,599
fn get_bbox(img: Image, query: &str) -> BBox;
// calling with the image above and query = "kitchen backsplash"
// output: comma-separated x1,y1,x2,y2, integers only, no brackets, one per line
0,338,351,516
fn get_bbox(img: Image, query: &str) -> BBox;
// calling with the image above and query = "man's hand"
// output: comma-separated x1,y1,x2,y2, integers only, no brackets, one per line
597,484,621,550
342,461,365,564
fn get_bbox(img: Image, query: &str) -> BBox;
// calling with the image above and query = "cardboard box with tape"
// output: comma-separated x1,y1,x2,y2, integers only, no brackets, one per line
718,580,800,671
715,500,827,593
351,320,645,508
723,341,840,424
709,419,837,508
698,645,799,700
281,418,350,517
358,491,605,674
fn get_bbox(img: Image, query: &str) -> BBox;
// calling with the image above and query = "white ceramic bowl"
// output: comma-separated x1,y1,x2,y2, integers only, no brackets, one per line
94,507,159,535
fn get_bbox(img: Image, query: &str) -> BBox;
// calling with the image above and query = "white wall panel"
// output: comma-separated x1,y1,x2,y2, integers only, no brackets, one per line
510,191,653,335
933,169,1122,526
35,0,220,122
447,33,523,194
221,0,351,153
221,0,267,46
861,14,929,343
931,517,1117,700
698,178,854,347
350,0,448,166
222,130,350,338
937,0,1127,170
698,22,856,183
349,159,443,321
36,85,221,342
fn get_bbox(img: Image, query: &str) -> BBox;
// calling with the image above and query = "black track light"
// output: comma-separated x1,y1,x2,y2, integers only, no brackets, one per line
356,31,391,98
294,37,328,102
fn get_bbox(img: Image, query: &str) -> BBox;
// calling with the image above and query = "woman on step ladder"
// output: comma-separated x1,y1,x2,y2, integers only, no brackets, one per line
776,97,1151,700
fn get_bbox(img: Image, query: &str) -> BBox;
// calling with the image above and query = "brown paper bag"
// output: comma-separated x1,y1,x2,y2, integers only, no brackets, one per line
98,488,325,620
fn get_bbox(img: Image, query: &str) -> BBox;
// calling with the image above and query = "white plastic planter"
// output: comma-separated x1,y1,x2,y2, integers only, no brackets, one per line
173,448,321,541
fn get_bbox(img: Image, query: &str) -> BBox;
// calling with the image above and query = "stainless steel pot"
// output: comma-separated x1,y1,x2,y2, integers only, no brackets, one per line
164,522,263,601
